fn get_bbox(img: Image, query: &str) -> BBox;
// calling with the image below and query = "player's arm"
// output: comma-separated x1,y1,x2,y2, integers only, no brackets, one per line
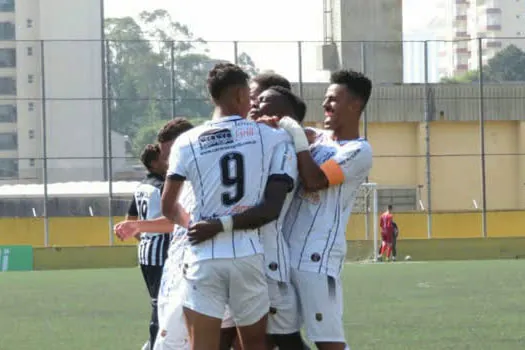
188,142,296,245
161,135,191,228
188,178,291,245
278,117,370,192
119,216,180,235
228,141,296,230
114,197,140,241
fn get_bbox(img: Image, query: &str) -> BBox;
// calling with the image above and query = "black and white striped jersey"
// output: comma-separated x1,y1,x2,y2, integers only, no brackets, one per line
128,173,170,266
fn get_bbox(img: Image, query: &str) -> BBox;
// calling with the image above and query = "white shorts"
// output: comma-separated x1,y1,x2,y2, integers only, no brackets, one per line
267,279,301,334
220,279,301,334
291,268,345,343
183,254,270,327
155,255,190,350
221,305,236,329
154,301,190,350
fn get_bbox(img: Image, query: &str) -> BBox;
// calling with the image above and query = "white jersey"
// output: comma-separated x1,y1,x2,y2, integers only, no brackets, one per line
284,131,373,277
260,142,298,283
167,115,295,263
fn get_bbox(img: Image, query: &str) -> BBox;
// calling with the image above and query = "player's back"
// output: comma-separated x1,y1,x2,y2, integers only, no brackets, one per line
134,173,164,236
380,212,393,233
170,115,291,262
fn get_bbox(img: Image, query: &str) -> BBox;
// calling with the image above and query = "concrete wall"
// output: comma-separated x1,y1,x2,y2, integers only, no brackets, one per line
301,120,525,211
295,83,525,124
30,237,525,270
2,210,525,248
327,0,403,83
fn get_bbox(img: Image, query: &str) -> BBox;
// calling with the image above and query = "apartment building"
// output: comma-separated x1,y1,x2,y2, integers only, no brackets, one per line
438,0,525,78
0,0,126,185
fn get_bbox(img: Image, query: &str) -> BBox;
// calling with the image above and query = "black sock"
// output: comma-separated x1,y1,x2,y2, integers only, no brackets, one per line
272,332,310,350
149,298,159,348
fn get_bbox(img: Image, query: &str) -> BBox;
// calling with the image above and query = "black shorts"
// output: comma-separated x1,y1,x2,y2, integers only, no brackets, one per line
140,264,164,299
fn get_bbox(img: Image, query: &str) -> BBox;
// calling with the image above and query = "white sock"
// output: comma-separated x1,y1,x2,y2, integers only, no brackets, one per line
344,345,351,350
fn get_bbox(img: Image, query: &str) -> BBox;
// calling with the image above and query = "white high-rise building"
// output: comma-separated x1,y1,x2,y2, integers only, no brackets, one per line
437,0,525,78
0,0,124,185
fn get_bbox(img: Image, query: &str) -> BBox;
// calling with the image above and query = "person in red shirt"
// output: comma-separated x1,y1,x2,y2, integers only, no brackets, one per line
379,205,394,261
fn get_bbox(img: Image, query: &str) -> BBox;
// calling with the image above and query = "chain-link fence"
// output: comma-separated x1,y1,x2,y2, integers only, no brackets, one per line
1,38,524,246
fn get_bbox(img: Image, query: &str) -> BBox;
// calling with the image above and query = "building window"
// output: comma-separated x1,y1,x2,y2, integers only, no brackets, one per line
0,77,16,95
0,22,15,40
28,129,34,139
26,19,33,28
0,105,15,122
0,158,18,178
29,158,35,167
0,0,14,12
28,102,34,111
0,48,15,68
26,47,33,56
27,74,34,83
0,133,17,150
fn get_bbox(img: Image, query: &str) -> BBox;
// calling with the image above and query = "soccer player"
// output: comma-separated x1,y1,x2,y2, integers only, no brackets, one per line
247,72,292,120
124,144,170,350
115,118,195,240
379,205,394,261
261,70,373,350
220,85,309,350
392,221,399,261
160,63,297,350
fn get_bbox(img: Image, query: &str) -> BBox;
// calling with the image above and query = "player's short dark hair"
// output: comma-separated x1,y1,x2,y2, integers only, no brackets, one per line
388,204,393,211
156,117,194,143
252,72,291,91
330,70,372,109
267,85,307,123
140,144,161,170
207,63,250,100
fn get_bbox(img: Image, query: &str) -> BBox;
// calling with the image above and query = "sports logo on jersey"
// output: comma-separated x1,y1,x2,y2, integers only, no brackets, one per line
198,128,234,149
338,148,361,166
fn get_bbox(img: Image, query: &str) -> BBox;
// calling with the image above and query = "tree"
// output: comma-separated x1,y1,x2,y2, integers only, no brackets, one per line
132,117,209,156
104,10,259,154
441,44,525,83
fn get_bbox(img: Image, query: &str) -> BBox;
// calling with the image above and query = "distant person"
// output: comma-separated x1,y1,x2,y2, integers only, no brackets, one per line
392,221,399,261
379,205,394,261
125,144,170,350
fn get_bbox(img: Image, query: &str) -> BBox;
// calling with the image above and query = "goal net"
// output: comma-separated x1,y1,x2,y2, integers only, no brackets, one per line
346,182,379,263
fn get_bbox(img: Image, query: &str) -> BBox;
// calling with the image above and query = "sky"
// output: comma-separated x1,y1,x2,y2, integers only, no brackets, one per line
104,0,441,83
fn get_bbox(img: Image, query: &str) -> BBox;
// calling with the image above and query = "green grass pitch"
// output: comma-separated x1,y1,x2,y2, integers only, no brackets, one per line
1,260,524,350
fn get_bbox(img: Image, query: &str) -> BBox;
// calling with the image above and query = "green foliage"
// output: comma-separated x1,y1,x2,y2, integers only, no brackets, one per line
441,44,525,83
104,10,258,152
131,117,209,156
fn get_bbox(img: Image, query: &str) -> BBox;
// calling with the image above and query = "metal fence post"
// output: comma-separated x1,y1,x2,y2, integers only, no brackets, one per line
233,41,239,64
40,40,50,247
424,40,432,239
105,40,114,245
361,41,370,240
478,37,488,238
170,40,176,118
297,41,304,98
100,0,108,180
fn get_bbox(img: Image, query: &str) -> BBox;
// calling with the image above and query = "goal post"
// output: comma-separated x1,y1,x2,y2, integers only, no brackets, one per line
346,182,379,262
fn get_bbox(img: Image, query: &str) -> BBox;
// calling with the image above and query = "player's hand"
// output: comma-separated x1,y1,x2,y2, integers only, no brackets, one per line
114,221,140,241
187,219,223,245
278,117,309,153
256,115,280,128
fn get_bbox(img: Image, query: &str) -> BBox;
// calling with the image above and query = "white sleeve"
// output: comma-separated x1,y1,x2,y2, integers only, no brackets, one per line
167,134,191,181
268,141,297,192
321,142,373,185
